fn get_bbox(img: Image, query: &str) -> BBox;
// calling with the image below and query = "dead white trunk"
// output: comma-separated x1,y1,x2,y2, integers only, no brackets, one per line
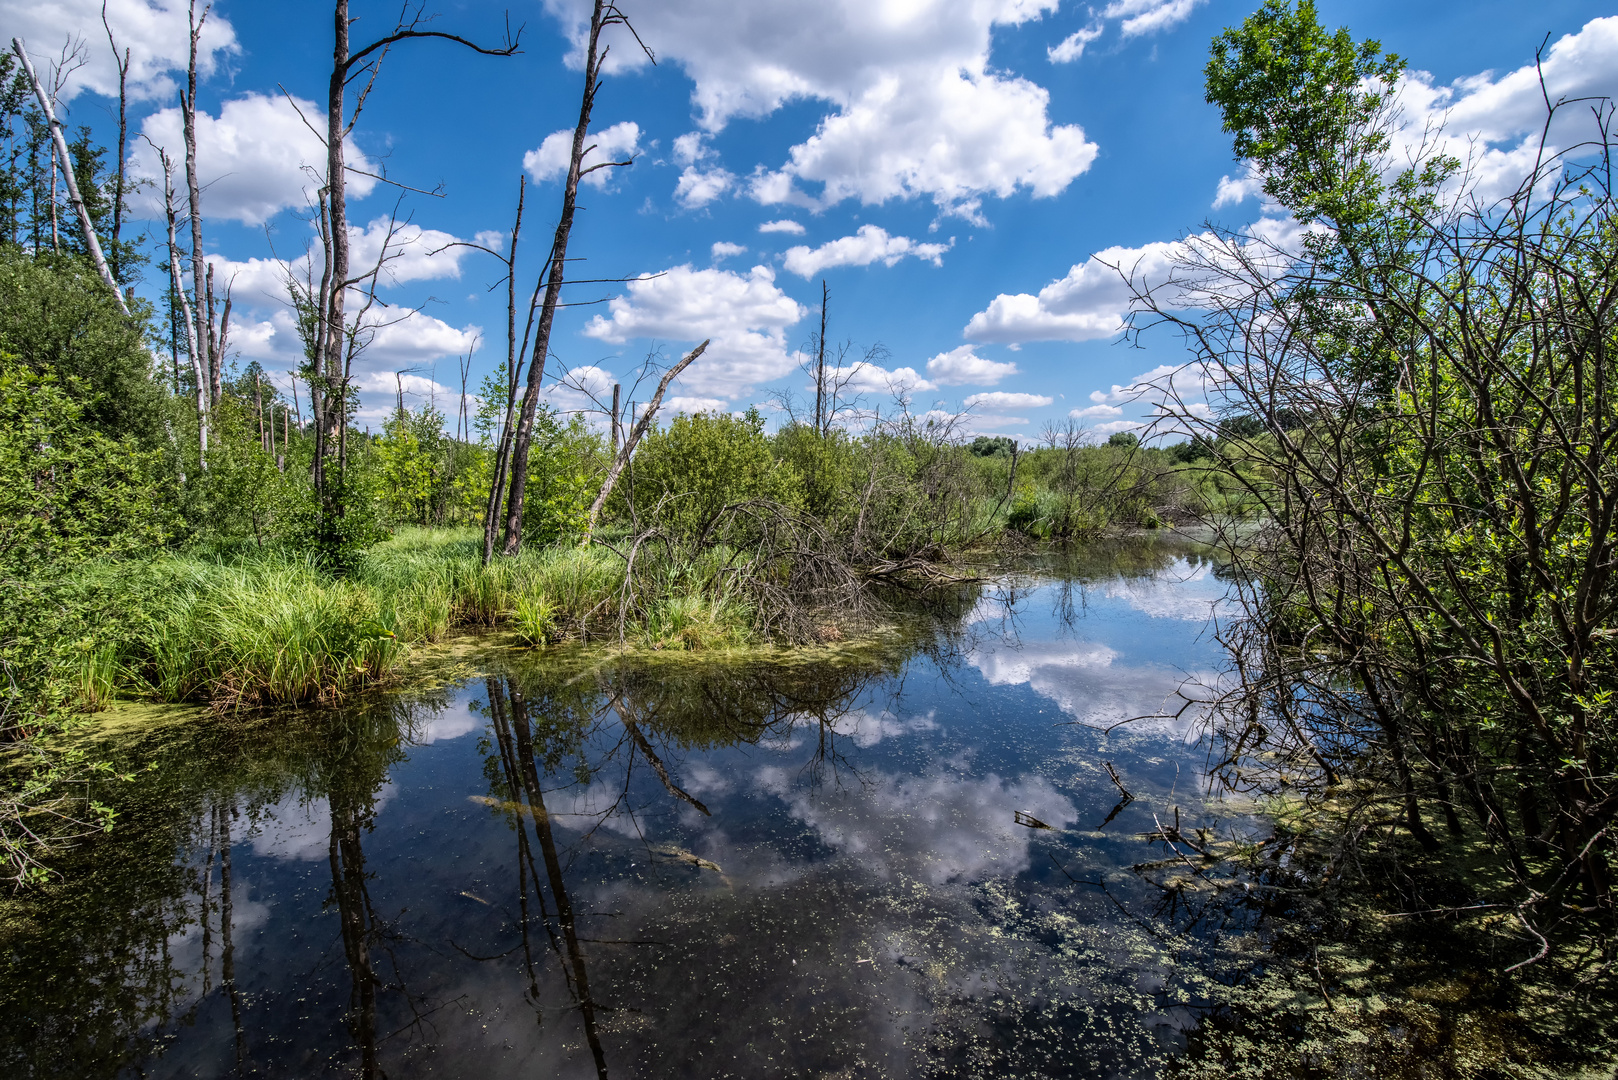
584,339,708,540
181,3,215,412
156,147,207,469
10,37,128,316
501,0,648,555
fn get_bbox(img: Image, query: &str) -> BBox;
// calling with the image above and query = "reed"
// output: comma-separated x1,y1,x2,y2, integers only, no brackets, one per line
103,527,754,709
123,554,402,710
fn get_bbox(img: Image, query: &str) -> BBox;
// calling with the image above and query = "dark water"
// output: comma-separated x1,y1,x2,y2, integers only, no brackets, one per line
5,540,1271,1079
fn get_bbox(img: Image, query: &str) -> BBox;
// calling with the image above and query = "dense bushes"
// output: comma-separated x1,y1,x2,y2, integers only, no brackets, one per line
620,408,801,537
0,255,165,443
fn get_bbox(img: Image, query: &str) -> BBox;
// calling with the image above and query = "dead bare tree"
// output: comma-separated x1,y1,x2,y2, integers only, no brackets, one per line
180,2,226,412
310,0,521,513
584,339,708,540
8,37,126,315
499,0,651,555
146,137,206,467
99,3,130,284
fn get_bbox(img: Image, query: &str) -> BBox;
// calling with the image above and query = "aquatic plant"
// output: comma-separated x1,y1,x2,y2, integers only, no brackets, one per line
121,554,401,710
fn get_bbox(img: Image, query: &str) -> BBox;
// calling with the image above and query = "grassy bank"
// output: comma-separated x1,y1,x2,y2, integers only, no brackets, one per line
89,528,765,711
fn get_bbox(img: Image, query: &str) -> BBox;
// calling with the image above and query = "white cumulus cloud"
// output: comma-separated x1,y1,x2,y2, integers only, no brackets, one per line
7,0,238,103
1104,0,1205,38
583,263,807,399
782,224,952,277
662,395,733,415
758,219,807,235
675,166,736,208
1048,24,1103,63
543,0,1095,220
130,92,376,226
524,120,641,188
1070,403,1122,419
925,346,1018,386
711,241,747,261
965,391,1052,410
963,240,1182,344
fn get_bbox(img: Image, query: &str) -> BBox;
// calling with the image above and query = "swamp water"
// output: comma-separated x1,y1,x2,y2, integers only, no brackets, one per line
5,540,1278,1079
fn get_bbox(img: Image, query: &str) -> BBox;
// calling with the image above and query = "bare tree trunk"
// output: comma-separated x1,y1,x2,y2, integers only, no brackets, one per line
483,178,527,564
101,4,129,286
610,382,621,455
182,3,214,412
154,143,206,468
320,0,351,506
320,1,520,518
815,279,828,435
9,38,128,316
502,0,646,555
584,340,707,540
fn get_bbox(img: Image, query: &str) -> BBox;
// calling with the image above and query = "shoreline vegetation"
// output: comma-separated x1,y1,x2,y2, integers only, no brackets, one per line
3,0,1617,1073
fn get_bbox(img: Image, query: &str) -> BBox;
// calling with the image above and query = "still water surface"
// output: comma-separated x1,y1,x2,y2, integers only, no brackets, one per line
6,540,1269,1078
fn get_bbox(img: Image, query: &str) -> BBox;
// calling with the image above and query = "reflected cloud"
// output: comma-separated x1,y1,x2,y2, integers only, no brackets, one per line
249,783,396,862
967,639,1205,737
831,708,939,748
1101,557,1230,622
413,707,481,744
762,766,1076,886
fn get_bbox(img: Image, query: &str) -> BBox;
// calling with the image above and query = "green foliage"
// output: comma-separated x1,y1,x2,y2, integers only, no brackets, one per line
621,409,802,537
1205,0,1404,230
1188,0,1618,965
373,405,452,527
0,253,164,443
968,435,1017,458
0,355,164,884
291,487,388,578
771,423,855,522
181,394,306,547
520,408,602,545
0,356,166,576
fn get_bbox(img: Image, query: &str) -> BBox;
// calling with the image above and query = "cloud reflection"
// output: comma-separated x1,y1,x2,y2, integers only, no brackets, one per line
758,765,1075,886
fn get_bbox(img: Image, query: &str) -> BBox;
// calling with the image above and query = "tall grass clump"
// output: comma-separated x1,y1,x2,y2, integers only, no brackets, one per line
123,554,402,710
359,528,621,636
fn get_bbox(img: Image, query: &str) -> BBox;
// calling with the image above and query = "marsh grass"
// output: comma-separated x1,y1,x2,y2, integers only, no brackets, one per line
97,527,765,709
119,554,403,710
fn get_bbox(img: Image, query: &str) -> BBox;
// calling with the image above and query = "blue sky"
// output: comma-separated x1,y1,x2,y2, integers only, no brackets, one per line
10,0,1617,438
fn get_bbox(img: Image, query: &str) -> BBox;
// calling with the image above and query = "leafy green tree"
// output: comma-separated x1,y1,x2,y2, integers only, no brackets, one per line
373,405,449,527
0,253,163,443
1205,0,1404,231
968,435,1016,458
621,409,802,538
520,407,601,545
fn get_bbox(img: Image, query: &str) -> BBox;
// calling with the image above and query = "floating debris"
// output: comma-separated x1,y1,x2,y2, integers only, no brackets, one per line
1015,810,1053,830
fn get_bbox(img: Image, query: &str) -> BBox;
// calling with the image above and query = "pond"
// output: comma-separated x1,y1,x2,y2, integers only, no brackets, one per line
4,538,1276,1079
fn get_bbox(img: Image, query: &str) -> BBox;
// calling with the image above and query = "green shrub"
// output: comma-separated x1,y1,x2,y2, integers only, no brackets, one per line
520,408,603,545
0,253,165,444
772,423,855,522
621,408,802,537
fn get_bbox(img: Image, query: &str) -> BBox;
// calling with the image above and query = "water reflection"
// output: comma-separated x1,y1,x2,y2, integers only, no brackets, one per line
0,536,1279,1079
